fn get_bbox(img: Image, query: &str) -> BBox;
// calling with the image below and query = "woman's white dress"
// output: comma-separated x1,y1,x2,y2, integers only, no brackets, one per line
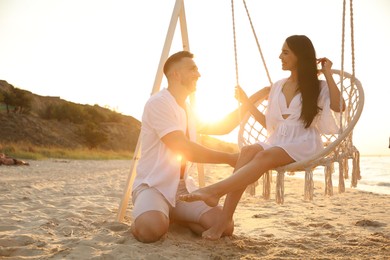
258,78,340,162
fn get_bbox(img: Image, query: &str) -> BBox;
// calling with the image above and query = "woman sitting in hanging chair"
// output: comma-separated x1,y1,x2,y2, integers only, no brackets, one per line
179,35,346,240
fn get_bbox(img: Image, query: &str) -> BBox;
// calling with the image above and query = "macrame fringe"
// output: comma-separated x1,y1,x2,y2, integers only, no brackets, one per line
245,181,257,196
343,157,349,179
338,159,345,193
324,163,334,196
275,171,284,204
329,162,335,175
262,170,271,200
351,149,361,187
304,169,314,200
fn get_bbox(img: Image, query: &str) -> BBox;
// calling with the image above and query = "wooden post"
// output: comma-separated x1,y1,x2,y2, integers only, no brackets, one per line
116,0,205,222
151,0,187,95
116,138,141,222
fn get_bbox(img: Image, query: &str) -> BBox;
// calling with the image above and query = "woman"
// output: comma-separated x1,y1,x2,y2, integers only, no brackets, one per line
179,35,345,240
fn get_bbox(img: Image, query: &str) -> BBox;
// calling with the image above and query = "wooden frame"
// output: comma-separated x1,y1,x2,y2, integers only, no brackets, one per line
116,0,205,222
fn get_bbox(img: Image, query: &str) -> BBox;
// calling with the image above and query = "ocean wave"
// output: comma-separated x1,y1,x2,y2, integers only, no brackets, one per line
376,182,390,187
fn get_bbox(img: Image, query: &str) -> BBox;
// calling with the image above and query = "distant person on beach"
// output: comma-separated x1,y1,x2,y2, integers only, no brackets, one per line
0,153,29,166
179,35,346,240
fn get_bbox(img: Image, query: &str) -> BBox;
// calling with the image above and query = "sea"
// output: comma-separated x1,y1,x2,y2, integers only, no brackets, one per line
293,156,390,195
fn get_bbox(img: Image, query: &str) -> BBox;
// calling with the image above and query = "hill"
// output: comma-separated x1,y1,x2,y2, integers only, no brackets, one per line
0,80,140,152
0,80,238,155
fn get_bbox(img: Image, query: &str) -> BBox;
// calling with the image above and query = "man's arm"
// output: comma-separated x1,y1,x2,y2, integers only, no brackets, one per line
161,130,238,167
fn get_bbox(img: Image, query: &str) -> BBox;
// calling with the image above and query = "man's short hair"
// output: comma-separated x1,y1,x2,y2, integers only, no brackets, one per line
163,51,194,76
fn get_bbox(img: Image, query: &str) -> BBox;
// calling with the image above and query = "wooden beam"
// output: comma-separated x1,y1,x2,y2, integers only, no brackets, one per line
116,0,191,222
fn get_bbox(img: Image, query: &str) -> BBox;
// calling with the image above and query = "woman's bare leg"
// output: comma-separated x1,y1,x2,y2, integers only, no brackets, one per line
179,147,294,207
185,147,294,240
202,145,263,240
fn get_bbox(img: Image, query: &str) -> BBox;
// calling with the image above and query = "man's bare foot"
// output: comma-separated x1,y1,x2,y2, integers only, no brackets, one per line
202,219,234,241
178,189,220,207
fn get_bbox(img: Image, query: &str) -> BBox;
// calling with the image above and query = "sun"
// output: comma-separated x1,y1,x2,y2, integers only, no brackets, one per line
192,89,238,124
191,96,215,124
193,102,224,124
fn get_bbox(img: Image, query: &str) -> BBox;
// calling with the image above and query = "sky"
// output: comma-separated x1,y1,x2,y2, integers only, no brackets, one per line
0,0,389,156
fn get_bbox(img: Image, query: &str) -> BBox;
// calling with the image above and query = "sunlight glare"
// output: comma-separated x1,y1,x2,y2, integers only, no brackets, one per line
193,90,238,124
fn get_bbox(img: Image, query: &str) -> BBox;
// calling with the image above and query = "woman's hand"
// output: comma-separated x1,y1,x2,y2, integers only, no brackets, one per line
317,57,333,75
318,57,346,112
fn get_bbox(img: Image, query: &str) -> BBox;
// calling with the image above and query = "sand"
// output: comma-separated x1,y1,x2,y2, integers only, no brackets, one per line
0,159,389,259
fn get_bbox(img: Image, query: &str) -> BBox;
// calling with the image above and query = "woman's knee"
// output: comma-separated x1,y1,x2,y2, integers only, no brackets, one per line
132,211,169,243
252,148,293,168
241,144,263,155
237,144,264,167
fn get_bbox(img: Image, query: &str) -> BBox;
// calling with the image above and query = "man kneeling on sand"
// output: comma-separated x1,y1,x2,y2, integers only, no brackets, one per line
130,51,268,243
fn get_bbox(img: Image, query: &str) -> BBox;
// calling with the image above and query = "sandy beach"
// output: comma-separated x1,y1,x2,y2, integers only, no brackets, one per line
0,159,389,259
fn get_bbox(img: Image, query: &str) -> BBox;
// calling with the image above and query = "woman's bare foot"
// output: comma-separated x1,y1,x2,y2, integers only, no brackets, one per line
202,219,234,240
178,189,220,207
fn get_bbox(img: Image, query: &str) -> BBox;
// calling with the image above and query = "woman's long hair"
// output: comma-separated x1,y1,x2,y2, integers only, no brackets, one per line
286,35,320,128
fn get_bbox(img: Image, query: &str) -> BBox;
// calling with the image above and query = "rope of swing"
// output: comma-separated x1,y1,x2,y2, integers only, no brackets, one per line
340,0,346,132
349,0,356,80
340,0,356,132
230,0,273,87
231,0,239,87
231,0,273,125
242,0,272,86
230,0,245,128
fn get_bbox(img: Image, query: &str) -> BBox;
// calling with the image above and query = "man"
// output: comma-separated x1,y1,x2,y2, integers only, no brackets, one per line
130,51,238,243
